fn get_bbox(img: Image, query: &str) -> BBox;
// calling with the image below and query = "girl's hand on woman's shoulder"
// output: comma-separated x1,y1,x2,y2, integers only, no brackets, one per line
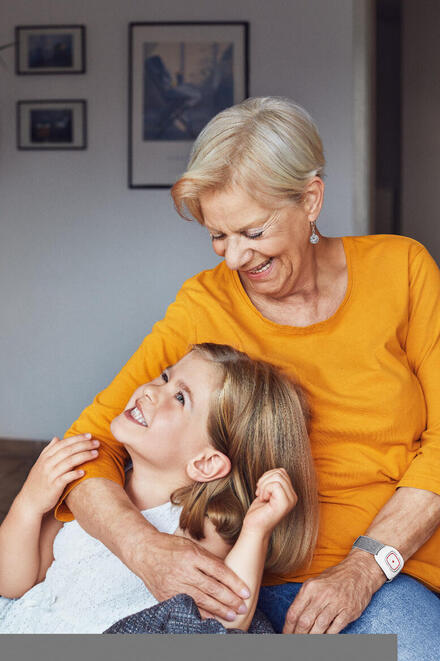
16,434,100,516
242,468,297,538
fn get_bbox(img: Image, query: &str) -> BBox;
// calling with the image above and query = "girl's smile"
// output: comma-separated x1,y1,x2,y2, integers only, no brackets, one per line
110,352,223,475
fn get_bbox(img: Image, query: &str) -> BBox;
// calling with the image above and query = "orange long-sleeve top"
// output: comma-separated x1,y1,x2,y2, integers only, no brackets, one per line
58,234,440,591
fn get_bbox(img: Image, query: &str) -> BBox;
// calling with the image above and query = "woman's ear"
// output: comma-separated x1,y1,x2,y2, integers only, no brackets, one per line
186,448,231,483
302,176,325,222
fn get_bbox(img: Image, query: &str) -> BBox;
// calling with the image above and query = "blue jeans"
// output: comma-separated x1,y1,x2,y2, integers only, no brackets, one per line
258,575,440,661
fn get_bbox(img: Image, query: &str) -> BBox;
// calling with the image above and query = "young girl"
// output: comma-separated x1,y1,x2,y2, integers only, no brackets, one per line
0,343,318,633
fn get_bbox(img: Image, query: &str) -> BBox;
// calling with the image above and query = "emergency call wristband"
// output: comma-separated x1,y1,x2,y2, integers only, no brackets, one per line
352,535,404,581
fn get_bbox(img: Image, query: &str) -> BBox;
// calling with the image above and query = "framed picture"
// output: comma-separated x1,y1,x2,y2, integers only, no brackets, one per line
128,21,249,188
15,25,86,74
17,100,87,150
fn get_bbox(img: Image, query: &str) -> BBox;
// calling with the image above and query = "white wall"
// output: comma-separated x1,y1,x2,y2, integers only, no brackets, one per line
0,0,356,440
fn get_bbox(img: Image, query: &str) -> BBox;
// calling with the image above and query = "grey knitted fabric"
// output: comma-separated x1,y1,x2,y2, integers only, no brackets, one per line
104,593,275,634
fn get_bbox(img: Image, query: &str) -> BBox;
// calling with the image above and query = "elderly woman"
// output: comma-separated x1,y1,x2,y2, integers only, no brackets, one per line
56,98,440,657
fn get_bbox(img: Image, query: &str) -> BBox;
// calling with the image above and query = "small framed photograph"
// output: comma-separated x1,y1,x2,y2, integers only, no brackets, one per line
17,100,87,150
15,25,86,74
129,22,249,188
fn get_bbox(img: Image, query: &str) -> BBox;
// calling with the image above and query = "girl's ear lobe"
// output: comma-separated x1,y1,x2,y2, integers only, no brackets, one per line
186,449,231,483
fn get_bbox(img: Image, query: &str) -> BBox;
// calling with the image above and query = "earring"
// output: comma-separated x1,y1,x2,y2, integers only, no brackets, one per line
309,220,319,244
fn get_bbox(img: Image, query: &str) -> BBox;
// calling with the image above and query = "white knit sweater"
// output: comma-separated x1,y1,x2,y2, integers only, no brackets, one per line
0,501,181,633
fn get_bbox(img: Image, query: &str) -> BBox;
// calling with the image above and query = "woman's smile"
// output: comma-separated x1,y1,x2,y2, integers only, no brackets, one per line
245,257,275,279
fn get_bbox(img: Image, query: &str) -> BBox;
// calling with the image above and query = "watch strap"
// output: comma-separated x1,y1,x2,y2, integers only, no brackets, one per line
353,535,385,555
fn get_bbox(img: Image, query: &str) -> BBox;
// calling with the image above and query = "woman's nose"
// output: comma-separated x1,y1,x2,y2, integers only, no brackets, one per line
223,236,252,271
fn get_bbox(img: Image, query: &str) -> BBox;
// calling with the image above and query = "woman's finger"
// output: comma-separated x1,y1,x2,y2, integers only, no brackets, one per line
308,605,338,634
177,585,240,623
193,553,250,606
282,589,312,633
325,611,350,634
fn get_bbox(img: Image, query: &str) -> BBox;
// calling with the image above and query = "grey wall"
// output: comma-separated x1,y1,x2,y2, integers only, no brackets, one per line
402,0,440,262
1,0,357,440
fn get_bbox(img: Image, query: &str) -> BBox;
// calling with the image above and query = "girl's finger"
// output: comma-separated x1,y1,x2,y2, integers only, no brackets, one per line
257,472,291,497
44,433,93,458
52,448,99,475
54,469,86,489
256,468,290,491
47,439,100,468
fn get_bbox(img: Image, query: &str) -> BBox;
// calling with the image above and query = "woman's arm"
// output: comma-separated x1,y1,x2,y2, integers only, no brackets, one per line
66,478,251,621
0,434,97,598
283,486,440,634
284,245,440,634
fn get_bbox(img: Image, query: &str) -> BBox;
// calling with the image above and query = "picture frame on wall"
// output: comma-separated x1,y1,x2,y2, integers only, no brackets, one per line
15,25,86,75
128,21,249,188
17,100,87,150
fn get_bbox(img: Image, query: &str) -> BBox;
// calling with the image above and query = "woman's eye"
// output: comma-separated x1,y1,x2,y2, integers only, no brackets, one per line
246,230,264,240
161,372,169,383
175,391,185,405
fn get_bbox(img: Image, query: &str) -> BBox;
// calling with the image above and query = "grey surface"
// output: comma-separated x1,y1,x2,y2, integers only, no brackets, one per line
0,633,397,661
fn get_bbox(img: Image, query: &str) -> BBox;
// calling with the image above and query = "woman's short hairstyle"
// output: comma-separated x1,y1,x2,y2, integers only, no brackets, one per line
172,343,319,576
171,96,325,223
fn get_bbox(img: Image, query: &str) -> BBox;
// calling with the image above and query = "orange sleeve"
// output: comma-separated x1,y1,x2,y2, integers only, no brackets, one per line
55,281,198,521
397,244,440,493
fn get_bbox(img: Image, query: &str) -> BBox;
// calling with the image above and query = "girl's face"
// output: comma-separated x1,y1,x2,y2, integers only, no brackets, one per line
110,352,222,473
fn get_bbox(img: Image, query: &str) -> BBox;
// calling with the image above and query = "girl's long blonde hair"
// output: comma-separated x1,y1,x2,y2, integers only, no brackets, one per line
172,343,319,576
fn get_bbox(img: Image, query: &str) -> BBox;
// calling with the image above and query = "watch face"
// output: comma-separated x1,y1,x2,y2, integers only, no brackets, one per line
385,551,402,572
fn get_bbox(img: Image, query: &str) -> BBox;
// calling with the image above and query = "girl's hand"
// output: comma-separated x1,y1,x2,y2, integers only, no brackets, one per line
17,434,100,516
242,468,297,537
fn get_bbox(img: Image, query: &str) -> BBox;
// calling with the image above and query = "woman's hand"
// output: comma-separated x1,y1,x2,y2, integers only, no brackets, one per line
67,478,250,622
242,468,298,537
17,434,100,516
282,550,386,634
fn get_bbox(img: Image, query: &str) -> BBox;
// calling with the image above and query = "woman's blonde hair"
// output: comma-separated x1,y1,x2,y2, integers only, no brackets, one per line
172,343,319,576
171,96,325,224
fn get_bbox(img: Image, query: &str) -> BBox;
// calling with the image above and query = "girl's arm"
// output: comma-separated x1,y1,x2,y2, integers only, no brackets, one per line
192,469,297,631
0,434,99,598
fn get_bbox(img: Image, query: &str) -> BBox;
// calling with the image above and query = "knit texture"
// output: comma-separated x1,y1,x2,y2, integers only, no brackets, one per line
0,501,181,633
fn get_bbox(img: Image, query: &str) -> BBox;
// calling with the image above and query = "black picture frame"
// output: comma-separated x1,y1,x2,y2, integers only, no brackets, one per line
17,100,87,150
15,25,86,75
128,21,249,189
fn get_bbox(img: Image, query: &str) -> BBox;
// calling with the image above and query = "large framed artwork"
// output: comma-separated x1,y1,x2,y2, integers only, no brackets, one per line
128,22,249,188
17,100,87,150
15,25,86,75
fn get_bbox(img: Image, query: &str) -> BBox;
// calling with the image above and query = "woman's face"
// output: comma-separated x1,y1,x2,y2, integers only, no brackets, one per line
110,352,222,473
199,185,318,301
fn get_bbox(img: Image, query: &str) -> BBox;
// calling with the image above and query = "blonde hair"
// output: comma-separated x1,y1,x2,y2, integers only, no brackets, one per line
172,343,319,576
171,96,325,223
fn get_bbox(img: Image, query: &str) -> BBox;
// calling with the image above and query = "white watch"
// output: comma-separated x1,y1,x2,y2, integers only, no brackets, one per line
352,535,404,581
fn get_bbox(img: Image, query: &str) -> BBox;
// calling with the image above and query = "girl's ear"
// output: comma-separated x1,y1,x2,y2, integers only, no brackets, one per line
186,448,231,483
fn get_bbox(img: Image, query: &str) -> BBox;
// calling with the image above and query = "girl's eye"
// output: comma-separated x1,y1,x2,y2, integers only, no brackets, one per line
161,372,169,383
175,391,185,405
210,233,225,241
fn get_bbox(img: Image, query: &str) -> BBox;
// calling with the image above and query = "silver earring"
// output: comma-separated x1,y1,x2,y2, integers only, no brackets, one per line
309,221,319,244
